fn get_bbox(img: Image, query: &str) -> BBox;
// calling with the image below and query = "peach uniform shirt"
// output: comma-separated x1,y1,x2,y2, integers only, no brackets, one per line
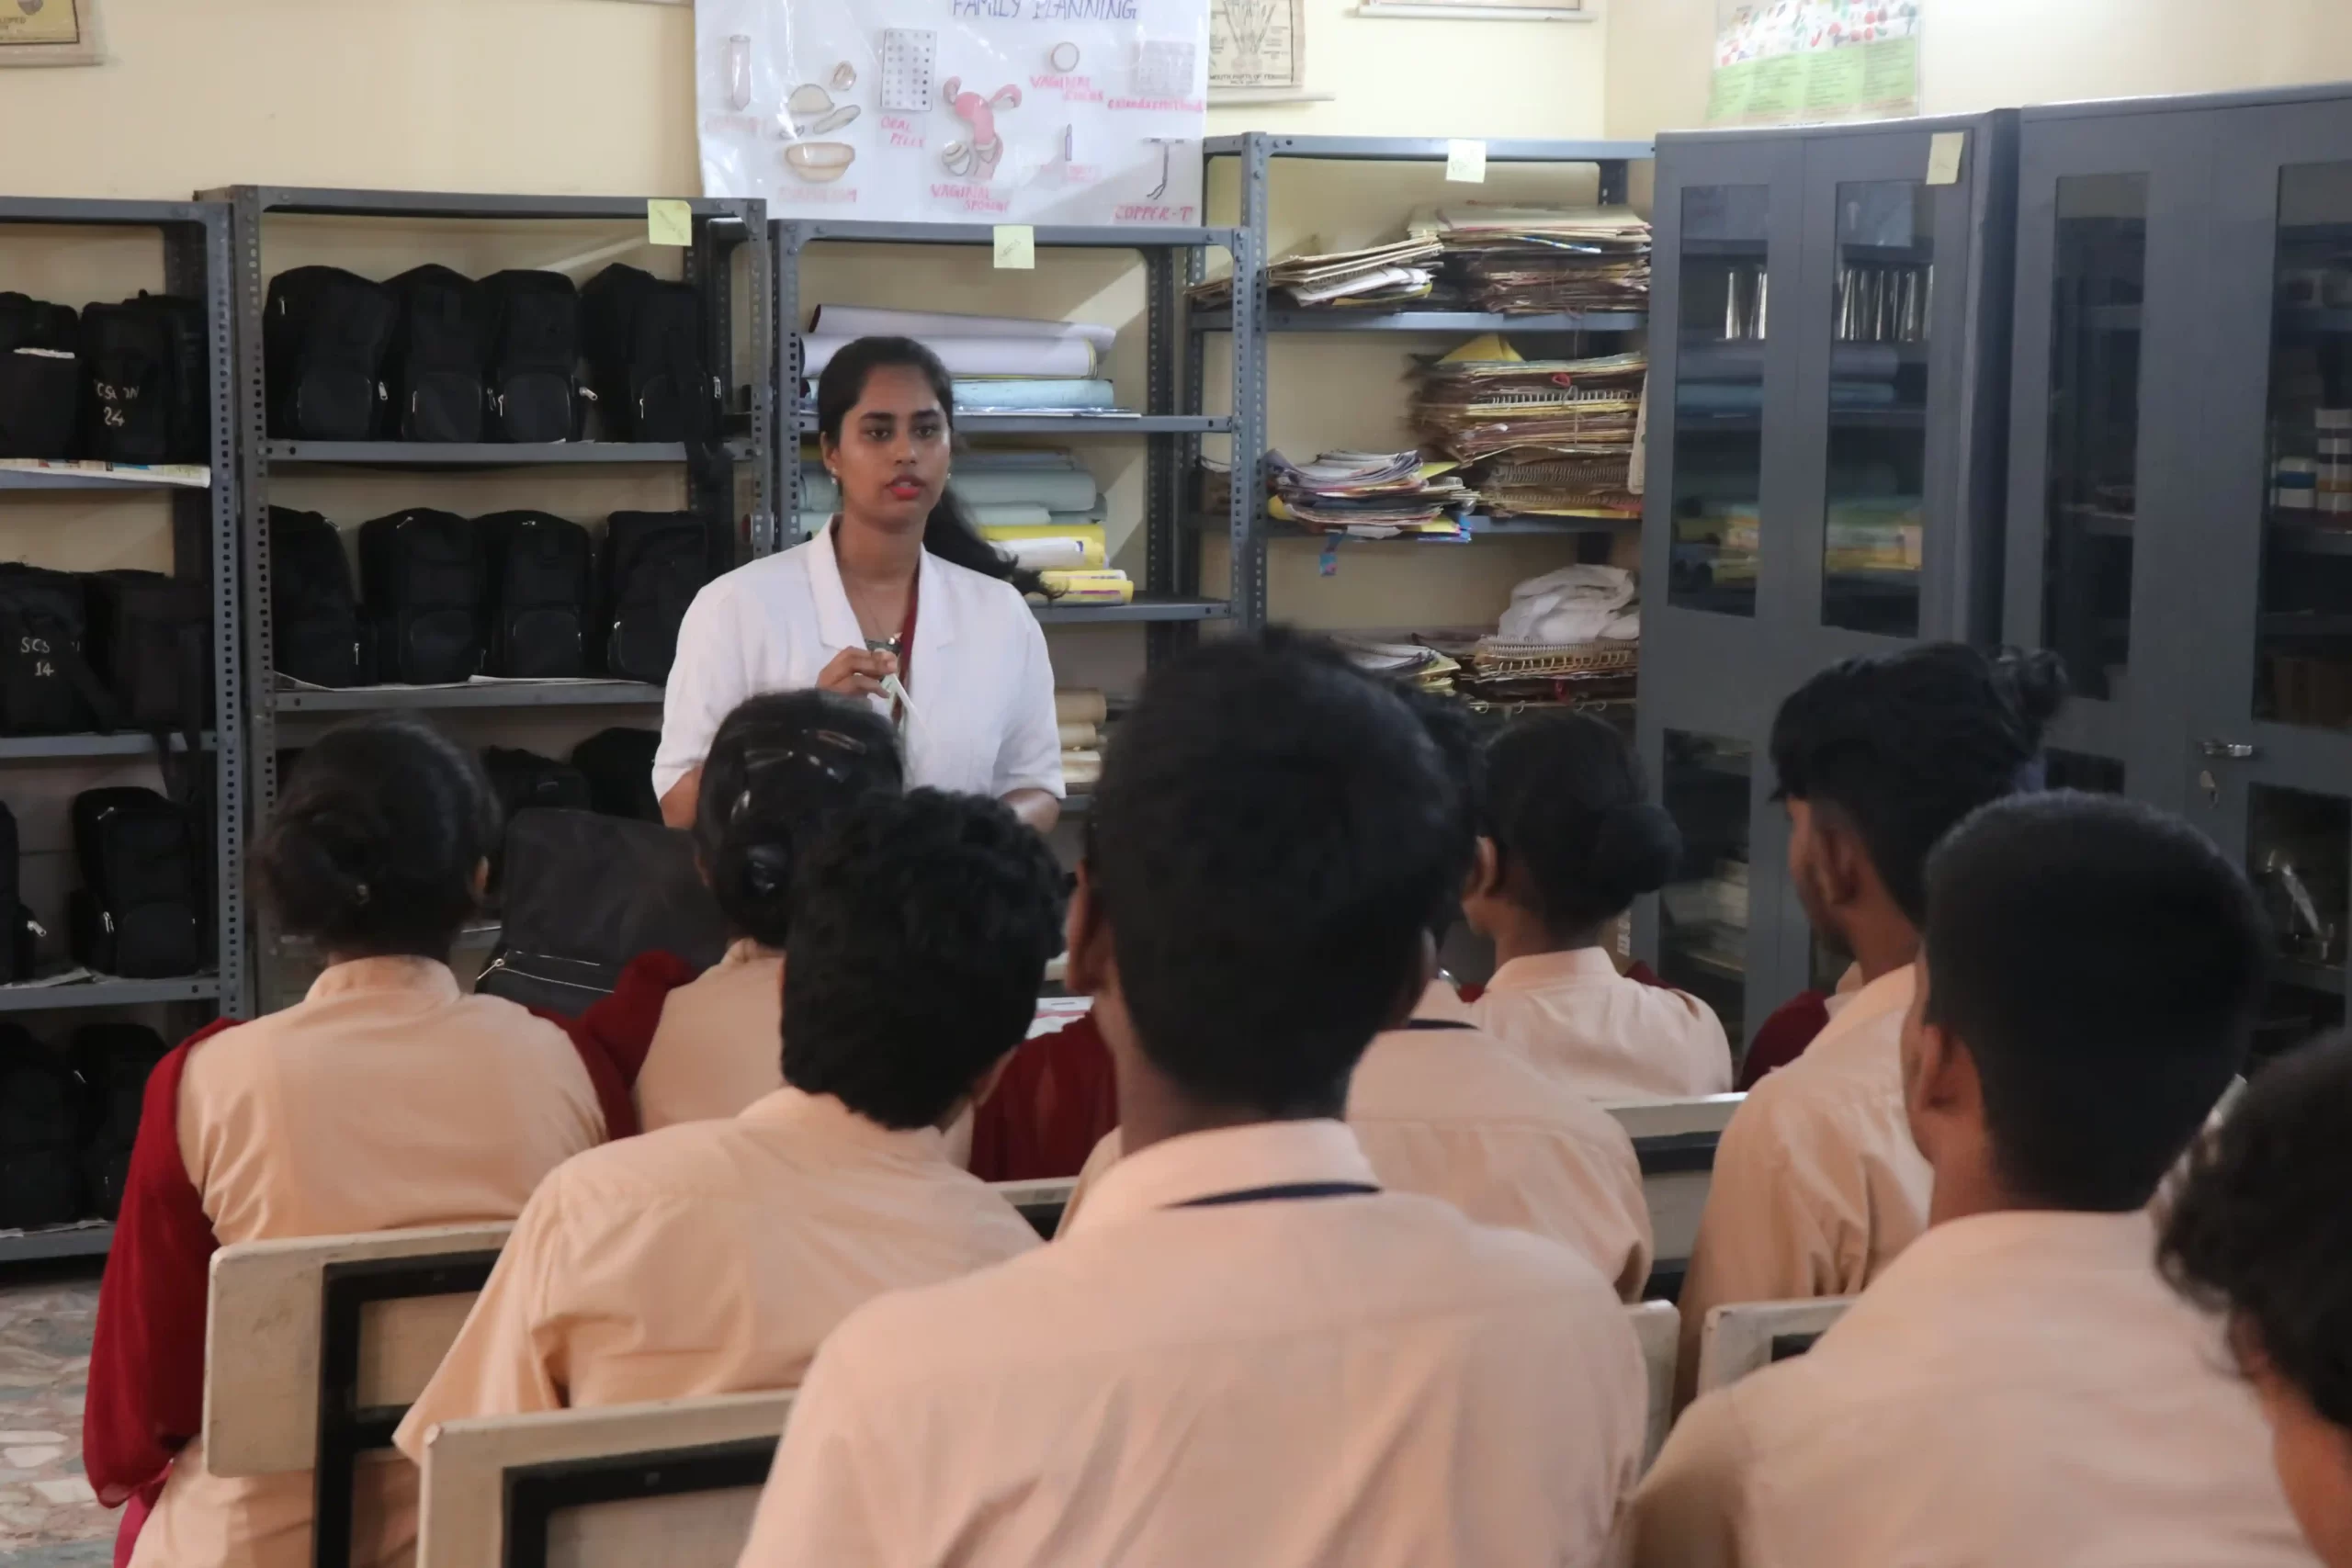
739,1120,1646,1568
1067,984,1655,1298
1633,1211,2319,1568
131,959,606,1568
1473,949,1733,1100
632,939,785,1132
396,1086,1036,1454
1673,964,1928,1397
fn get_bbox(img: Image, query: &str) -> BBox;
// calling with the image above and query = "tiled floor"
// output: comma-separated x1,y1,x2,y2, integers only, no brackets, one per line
0,1263,110,1565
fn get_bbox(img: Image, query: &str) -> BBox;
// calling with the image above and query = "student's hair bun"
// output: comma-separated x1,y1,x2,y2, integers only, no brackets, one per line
1589,801,1681,906
694,691,906,947
1484,711,1675,934
255,716,500,956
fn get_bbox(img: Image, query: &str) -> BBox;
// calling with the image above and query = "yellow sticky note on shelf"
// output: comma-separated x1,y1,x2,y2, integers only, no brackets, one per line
647,199,693,246
1445,139,1487,185
994,224,1036,269
1926,131,1966,186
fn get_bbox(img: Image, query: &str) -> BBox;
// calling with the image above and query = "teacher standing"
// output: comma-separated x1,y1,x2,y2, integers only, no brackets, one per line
655,336,1063,833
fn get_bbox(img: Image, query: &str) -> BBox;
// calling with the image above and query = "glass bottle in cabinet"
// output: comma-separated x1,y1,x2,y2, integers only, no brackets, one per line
2041,175,2147,703
1820,180,1934,637
2256,162,2352,732
1668,186,1770,618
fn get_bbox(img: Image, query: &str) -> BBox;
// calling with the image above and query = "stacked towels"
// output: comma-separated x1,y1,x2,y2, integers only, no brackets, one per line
1057,689,1106,791
803,306,1121,414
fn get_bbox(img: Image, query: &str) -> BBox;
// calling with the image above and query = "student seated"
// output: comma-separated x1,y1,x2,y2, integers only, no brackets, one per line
2165,1032,2352,1568
1064,690,1655,1297
84,716,618,1568
736,633,1648,1566
1634,791,2307,1568
396,787,1057,1443
632,691,903,1131
1673,644,2061,1398
1465,710,1731,1100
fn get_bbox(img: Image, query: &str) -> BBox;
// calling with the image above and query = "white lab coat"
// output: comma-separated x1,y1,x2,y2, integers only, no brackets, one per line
652,524,1064,802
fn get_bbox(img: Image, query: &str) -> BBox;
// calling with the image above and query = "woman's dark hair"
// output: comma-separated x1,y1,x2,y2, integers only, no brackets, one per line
255,715,501,961
1485,711,1679,939
815,335,1047,596
1770,643,2066,924
693,691,904,947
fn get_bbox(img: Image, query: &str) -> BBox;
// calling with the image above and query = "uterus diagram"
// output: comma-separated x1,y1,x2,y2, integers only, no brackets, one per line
940,79,1021,180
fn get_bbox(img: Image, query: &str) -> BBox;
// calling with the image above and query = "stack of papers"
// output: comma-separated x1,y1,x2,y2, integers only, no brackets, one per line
1410,206,1654,314
1478,453,1642,521
1339,637,1462,694
1271,238,1444,308
1266,448,1471,537
1411,336,1648,465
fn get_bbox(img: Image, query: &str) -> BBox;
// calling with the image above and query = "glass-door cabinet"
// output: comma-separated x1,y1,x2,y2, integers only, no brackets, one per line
2008,87,2352,1063
1639,113,2018,1054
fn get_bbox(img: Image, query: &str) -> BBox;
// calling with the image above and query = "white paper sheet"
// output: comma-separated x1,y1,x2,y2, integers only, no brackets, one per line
811,304,1118,354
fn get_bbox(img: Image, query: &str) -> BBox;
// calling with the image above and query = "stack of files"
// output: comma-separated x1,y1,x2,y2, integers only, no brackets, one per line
1477,453,1641,521
1035,569,1134,605
1409,206,1653,314
1824,498,1924,574
1266,448,1471,537
1411,335,1647,464
1269,237,1445,309
1057,689,1106,790
1339,637,1461,694
800,305,1124,415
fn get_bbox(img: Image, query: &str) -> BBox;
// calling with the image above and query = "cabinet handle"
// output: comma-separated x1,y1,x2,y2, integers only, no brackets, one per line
2199,739,2258,761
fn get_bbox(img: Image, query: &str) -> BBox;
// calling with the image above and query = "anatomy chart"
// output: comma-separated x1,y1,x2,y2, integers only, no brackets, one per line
696,0,1208,226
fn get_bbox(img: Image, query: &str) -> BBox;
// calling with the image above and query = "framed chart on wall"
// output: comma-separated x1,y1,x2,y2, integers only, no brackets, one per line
1710,1,1921,127
0,0,101,66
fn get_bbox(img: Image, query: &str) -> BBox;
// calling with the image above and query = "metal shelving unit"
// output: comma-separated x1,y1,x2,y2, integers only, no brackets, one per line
214,186,773,992
0,1222,114,1265
774,218,1260,670
1200,132,1656,628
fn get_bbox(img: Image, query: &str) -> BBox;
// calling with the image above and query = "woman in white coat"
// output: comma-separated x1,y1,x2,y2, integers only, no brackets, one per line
654,335,1063,831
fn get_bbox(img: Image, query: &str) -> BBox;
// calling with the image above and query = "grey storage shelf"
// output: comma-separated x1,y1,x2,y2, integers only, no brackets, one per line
1191,308,1645,334
0,976,221,1013
0,197,248,1025
1203,132,1656,630
272,682,665,714
0,1223,113,1264
775,218,1259,671
220,186,774,998
264,440,756,467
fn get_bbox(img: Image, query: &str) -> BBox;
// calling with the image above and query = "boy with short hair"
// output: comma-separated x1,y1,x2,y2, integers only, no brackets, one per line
736,633,1649,1567
396,789,1060,1447
1635,792,2308,1567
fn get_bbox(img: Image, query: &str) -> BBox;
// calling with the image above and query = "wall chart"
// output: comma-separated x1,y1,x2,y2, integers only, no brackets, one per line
696,0,1208,226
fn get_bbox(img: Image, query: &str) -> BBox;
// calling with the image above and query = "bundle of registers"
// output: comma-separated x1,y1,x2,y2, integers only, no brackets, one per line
1412,334,1647,522
1057,688,1109,792
1338,565,1641,715
1265,449,1472,539
1188,204,1650,316
797,446,1135,605
798,305,1127,416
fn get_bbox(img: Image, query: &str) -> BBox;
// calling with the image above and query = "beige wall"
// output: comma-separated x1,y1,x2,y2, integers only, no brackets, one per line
1606,0,2352,140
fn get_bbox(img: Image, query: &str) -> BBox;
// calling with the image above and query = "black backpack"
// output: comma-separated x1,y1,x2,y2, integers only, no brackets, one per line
358,508,484,685
0,565,114,734
0,1026,82,1230
482,747,593,822
80,294,209,465
581,265,717,442
0,803,43,986
0,293,82,458
85,570,211,734
476,807,727,1013
484,271,582,443
73,1023,167,1222
385,265,488,443
481,510,594,678
601,511,711,684
268,507,366,688
69,786,203,979
571,728,662,821
263,267,396,440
